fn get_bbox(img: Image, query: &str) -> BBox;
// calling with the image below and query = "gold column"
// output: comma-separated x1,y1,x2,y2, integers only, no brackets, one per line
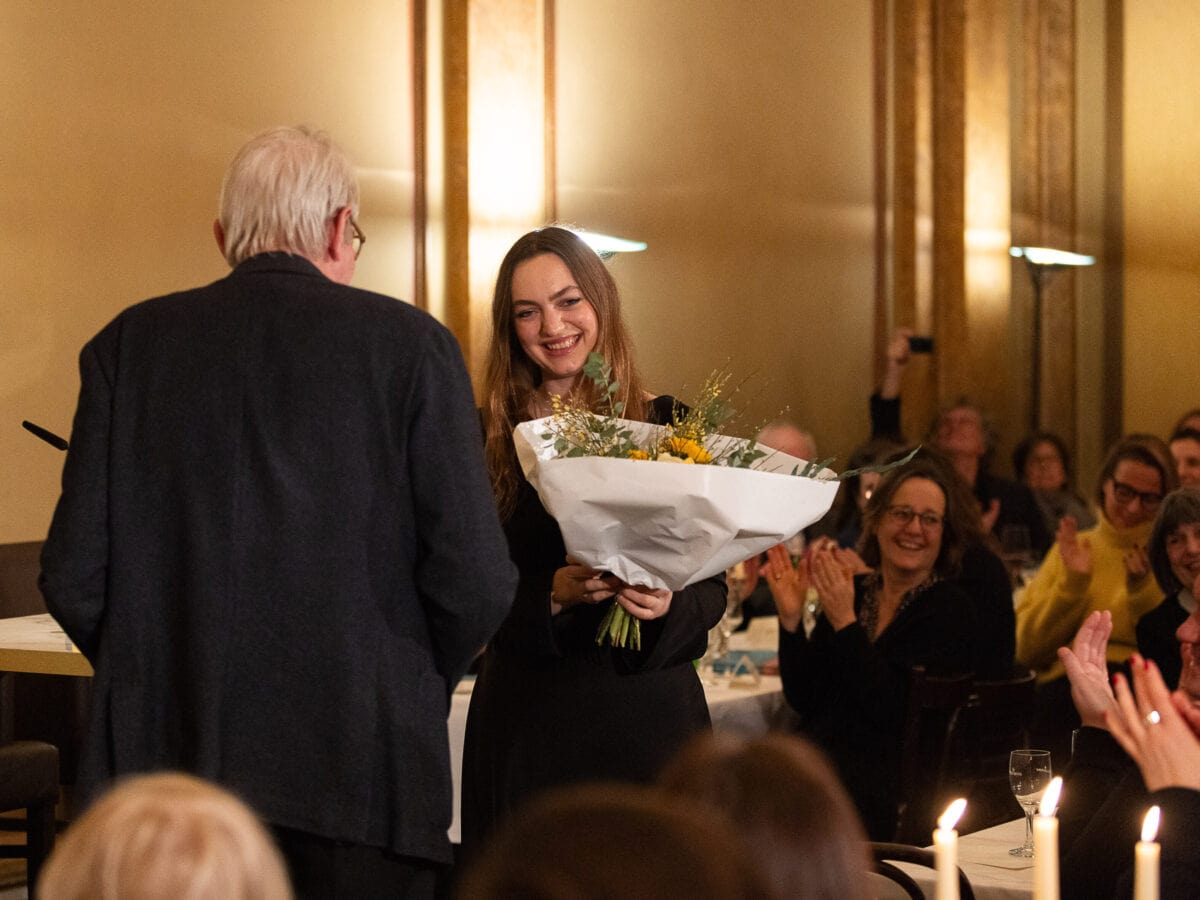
876,1,1046,460
1014,0,1078,444
435,0,552,386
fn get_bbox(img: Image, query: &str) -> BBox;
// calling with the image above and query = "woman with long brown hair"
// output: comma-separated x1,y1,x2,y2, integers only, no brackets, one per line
461,227,726,855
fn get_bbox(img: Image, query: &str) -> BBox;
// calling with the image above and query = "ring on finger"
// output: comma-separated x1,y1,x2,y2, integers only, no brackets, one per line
1144,709,1162,726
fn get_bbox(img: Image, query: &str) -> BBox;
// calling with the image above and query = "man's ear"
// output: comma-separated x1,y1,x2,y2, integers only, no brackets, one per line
327,208,352,262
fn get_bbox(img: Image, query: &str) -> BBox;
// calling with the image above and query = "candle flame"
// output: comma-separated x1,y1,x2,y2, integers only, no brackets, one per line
1141,805,1161,842
1038,776,1063,817
938,797,967,831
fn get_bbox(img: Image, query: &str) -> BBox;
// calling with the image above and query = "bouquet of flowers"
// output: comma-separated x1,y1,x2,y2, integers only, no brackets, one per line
515,354,867,650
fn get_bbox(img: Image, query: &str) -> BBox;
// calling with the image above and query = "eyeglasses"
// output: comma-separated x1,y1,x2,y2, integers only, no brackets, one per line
885,505,944,530
1110,479,1163,509
348,215,366,260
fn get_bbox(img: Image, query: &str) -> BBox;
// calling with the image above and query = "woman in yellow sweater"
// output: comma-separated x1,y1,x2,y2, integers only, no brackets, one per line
1016,436,1177,765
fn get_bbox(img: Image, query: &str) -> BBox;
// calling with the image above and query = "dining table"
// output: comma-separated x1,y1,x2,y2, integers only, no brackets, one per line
0,614,789,844
890,817,1033,900
0,613,91,678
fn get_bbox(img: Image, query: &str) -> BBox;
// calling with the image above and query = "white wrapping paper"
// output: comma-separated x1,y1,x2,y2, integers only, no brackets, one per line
514,417,840,591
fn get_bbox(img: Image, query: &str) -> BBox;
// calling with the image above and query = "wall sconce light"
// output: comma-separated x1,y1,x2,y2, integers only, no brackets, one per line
573,230,648,260
1010,246,1096,432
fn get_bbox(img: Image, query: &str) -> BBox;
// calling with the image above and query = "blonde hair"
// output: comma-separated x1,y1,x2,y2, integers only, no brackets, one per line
216,125,358,267
482,226,647,518
38,772,293,900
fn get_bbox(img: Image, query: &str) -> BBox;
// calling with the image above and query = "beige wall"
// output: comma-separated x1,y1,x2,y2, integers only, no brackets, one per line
1123,1,1200,437
554,0,875,464
1,2,415,543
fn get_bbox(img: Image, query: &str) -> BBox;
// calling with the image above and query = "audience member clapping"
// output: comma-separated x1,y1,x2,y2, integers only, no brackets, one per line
1136,488,1200,688
1017,436,1176,764
1012,430,1097,534
766,454,1010,839
38,772,292,900
1055,611,1200,899
868,327,1051,556
658,733,872,900
455,783,773,900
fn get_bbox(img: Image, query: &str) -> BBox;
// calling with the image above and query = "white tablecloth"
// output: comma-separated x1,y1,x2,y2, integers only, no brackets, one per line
891,818,1033,900
446,672,786,842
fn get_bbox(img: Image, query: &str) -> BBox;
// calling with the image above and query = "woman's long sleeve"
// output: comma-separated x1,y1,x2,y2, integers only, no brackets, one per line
1015,543,1092,672
779,581,979,735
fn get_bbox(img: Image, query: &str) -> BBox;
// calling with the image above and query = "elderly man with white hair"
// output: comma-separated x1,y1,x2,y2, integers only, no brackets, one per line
40,126,516,899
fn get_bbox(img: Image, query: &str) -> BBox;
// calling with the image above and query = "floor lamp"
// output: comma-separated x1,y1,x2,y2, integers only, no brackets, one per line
1009,246,1096,434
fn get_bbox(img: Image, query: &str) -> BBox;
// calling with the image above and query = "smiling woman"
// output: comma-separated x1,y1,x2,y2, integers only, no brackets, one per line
1136,488,1200,690
1016,436,1179,762
769,452,1006,839
463,226,728,857
510,253,599,398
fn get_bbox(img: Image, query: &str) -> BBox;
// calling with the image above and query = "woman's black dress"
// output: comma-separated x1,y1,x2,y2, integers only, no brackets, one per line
460,396,727,854
778,574,1006,839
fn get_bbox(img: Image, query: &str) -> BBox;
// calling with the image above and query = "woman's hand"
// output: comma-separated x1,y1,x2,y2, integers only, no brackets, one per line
614,584,673,621
1123,544,1151,591
981,498,1002,534
550,555,619,614
1057,516,1093,576
1056,610,1117,730
1107,655,1200,792
831,544,872,576
809,546,857,631
764,542,809,633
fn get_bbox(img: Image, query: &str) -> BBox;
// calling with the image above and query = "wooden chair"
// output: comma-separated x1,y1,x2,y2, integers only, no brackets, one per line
950,667,1038,831
893,666,973,843
870,842,976,900
0,740,59,893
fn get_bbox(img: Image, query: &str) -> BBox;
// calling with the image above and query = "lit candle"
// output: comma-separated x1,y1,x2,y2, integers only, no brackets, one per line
934,797,967,900
1134,806,1160,900
1033,776,1063,900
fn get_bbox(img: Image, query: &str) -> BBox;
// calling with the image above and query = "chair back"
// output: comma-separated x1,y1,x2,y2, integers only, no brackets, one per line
870,842,976,900
894,666,973,843
951,667,1038,830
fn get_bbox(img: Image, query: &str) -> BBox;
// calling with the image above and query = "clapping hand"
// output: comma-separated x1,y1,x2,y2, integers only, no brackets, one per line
1057,610,1117,730
764,542,809,634
807,537,871,577
1107,655,1200,792
1057,516,1093,576
982,498,1002,534
808,545,857,631
1124,544,1151,590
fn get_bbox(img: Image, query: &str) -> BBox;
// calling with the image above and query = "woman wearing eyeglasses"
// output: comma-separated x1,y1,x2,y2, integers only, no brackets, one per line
1016,436,1178,764
766,453,1006,839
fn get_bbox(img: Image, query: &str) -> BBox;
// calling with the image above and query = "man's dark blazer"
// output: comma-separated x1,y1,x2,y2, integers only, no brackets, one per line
39,253,516,865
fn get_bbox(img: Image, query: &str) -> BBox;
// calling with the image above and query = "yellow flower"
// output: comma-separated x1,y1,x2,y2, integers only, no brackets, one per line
662,436,712,464
657,453,695,464
627,449,651,460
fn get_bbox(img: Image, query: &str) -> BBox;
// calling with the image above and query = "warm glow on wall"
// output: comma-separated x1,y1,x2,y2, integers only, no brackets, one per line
463,0,549,377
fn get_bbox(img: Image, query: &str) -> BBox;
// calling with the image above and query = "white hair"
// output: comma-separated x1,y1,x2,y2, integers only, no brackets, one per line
216,125,358,266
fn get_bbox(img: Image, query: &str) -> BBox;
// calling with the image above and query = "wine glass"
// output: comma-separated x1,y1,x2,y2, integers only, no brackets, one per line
715,570,746,676
1009,749,1052,857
